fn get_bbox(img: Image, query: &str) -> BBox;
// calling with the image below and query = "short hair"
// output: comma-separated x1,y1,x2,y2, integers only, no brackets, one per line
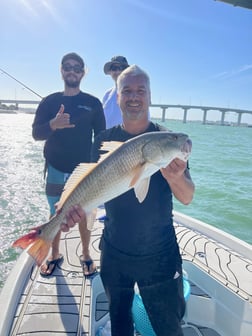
117,65,150,92
61,52,85,68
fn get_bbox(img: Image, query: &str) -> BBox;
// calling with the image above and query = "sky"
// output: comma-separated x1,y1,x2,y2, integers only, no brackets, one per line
1,0,252,123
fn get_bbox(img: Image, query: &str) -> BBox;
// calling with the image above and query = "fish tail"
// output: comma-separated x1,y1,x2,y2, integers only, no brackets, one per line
12,227,52,266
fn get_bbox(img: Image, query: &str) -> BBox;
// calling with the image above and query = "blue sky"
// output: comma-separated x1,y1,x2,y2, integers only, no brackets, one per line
1,0,252,122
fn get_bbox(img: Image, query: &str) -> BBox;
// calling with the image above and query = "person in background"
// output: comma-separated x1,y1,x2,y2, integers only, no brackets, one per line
61,65,195,336
32,52,105,277
102,55,129,128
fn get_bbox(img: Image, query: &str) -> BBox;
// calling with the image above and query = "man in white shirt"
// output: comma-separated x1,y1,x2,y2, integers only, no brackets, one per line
102,56,129,128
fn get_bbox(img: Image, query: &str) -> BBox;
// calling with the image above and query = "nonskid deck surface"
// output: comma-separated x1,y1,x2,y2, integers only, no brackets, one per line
174,220,252,302
3,209,249,335
9,224,103,336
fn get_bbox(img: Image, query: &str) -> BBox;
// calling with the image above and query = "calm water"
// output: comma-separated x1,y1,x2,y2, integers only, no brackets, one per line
0,113,251,290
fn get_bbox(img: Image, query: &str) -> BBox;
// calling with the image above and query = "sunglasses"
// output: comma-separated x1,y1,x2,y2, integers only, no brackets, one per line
62,64,84,74
110,65,127,72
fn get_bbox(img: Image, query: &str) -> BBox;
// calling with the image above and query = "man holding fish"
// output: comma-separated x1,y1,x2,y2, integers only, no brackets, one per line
63,65,195,336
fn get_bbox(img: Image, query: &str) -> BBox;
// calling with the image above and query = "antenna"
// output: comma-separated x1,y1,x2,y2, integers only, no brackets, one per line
0,67,43,99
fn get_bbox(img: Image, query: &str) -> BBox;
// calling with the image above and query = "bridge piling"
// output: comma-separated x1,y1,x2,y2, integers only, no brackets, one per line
161,107,167,122
237,113,242,126
202,108,208,124
220,110,226,126
183,108,188,123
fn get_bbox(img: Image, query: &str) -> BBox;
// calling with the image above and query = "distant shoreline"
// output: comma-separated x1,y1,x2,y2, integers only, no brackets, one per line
0,109,17,114
0,108,35,114
0,110,251,127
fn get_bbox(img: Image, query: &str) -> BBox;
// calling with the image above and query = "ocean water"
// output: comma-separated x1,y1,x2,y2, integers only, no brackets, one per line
0,113,251,290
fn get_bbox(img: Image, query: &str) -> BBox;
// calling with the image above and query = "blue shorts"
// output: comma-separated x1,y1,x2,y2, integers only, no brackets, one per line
45,164,70,216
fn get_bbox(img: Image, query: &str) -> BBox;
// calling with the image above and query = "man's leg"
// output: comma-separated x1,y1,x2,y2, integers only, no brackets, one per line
78,218,97,275
40,230,62,276
100,245,135,336
40,164,64,276
139,270,185,336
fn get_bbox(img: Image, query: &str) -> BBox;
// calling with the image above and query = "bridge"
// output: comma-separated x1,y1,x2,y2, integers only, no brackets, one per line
151,104,252,126
1,99,252,126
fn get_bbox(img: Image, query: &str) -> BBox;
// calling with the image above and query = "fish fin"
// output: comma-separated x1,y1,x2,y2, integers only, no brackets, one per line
129,164,145,187
100,141,124,152
129,163,159,187
86,208,97,230
130,162,160,202
26,239,51,266
57,163,97,209
12,227,52,266
98,141,124,163
134,177,151,203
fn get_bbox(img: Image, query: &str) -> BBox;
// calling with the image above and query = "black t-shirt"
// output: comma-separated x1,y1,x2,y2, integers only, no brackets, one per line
92,122,180,260
32,91,105,173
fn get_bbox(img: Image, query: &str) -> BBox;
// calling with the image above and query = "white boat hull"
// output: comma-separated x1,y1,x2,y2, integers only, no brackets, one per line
0,209,251,336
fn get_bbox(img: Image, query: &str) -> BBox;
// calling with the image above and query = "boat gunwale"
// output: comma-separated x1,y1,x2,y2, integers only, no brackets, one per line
173,211,252,260
174,211,252,302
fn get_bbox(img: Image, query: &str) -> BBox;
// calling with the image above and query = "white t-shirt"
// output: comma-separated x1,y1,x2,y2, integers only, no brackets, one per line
102,87,122,129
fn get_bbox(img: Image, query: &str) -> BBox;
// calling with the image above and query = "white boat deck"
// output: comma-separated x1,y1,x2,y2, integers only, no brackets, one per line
0,209,251,335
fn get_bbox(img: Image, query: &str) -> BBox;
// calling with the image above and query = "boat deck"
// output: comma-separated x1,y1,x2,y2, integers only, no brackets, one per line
1,209,251,335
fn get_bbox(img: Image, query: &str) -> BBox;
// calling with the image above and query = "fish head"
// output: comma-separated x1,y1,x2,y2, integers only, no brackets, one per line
142,131,192,167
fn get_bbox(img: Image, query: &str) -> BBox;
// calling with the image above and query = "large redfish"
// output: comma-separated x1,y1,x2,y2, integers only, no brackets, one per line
13,131,192,266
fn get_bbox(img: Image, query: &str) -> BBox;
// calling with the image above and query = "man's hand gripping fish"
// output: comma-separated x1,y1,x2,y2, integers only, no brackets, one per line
12,131,192,266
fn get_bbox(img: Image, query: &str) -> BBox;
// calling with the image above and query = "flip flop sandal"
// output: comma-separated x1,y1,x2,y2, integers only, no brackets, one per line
40,254,64,277
79,256,97,277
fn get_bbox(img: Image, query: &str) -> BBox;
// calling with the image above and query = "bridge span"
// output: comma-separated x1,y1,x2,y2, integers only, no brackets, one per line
151,104,252,126
1,99,252,126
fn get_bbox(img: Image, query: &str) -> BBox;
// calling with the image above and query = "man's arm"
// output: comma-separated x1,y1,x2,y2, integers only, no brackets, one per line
32,102,75,140
32,98,54,140
161,158,195,205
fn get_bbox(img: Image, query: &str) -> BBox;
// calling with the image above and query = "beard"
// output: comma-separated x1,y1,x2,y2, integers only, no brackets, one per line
64,78,81,88
122,101,146,120
63,72,81,88
124,109,145,120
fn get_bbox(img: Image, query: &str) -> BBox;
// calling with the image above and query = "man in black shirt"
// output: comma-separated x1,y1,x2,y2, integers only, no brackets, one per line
32,52,105,276
62,65,195,335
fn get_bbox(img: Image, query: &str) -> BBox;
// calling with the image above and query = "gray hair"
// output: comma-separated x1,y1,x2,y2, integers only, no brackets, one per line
117,64,150,92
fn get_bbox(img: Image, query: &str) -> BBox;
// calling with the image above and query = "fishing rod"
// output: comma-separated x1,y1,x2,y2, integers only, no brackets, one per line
0,67,43,99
